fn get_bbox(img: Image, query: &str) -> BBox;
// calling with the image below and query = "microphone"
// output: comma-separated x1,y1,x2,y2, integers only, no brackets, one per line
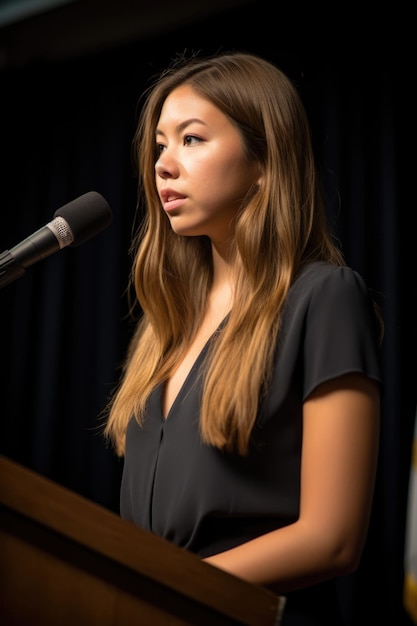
0,191,113,290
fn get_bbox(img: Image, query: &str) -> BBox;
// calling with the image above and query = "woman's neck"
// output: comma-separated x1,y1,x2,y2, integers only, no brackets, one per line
210,241,235,314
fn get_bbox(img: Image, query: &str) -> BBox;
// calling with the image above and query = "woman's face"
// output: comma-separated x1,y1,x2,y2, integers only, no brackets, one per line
155,84,260,246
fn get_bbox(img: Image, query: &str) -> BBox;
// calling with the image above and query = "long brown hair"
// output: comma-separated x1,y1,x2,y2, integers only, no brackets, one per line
104,51,345,456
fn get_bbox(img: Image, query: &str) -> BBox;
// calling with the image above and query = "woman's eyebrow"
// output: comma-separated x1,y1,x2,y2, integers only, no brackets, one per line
155,118,207,137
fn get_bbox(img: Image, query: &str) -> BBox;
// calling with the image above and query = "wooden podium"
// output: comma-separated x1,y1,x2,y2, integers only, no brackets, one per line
0,454,284,625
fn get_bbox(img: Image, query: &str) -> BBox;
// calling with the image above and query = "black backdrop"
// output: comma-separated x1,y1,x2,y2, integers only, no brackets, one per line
0,3,415,625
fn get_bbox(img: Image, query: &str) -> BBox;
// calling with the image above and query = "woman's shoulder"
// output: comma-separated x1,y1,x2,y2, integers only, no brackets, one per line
295,261,366,285
285,261,380,334
285,262,382,394
290,262,372,303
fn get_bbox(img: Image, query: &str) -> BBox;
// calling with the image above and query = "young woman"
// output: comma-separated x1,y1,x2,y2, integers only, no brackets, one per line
104,51,383,625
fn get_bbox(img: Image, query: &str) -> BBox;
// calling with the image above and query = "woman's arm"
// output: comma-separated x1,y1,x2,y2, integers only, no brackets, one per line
203,372,380,594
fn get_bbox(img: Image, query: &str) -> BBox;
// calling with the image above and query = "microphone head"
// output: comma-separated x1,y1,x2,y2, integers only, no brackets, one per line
54,191,113,247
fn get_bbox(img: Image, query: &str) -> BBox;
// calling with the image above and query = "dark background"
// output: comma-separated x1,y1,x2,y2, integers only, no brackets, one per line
0,1,415,624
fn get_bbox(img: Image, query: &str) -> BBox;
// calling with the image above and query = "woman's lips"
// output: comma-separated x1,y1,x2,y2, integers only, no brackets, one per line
161,191,186,213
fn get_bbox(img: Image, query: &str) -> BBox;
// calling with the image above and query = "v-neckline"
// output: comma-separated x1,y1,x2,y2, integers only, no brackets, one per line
161,314,230,421
161,340,207,421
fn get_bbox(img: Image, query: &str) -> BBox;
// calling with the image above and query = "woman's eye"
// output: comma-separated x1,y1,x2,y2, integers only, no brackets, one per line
156,144,166,154
184,135,201,146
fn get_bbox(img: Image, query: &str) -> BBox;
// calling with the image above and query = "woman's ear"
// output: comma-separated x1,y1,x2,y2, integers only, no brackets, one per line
255,162,265,188
255,173,265,190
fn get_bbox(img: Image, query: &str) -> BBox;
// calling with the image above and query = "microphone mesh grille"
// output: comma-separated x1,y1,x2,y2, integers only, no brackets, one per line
47,216,74,248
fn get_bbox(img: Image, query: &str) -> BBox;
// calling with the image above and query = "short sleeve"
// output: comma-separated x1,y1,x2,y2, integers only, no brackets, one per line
301,265,382,398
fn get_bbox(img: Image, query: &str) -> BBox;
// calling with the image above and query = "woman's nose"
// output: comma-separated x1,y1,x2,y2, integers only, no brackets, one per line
155,151,179,179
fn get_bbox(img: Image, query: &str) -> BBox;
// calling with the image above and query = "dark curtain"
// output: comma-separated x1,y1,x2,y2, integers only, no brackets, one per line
0,5,415,624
